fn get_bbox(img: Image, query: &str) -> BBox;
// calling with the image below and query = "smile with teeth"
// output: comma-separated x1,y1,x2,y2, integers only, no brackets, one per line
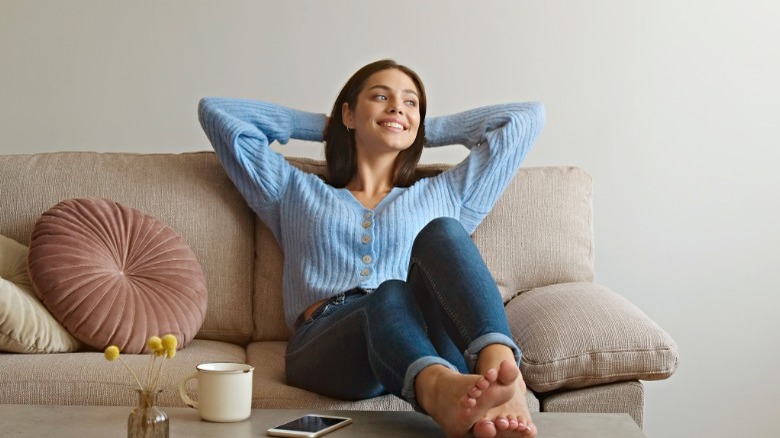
380,121,405,130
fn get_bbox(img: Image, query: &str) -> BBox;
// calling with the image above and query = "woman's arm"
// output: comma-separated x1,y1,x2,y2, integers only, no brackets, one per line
198,97,327,233
199,98,325,147
424,102,546,232
425,102,544,150
198,97,325,197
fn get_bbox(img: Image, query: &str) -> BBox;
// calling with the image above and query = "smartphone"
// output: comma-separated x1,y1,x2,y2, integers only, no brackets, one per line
266,414,353,437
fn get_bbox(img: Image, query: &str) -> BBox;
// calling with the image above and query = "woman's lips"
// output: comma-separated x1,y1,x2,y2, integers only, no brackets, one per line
378,118,408,130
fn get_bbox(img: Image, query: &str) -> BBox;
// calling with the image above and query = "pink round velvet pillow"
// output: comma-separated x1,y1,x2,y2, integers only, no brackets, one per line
28,198,208,353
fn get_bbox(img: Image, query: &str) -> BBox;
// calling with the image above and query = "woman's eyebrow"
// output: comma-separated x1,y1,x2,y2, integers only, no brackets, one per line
368,84,419,97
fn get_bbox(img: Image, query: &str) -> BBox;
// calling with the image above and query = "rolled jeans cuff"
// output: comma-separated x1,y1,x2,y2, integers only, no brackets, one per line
464,333,522,372
402,356,458,413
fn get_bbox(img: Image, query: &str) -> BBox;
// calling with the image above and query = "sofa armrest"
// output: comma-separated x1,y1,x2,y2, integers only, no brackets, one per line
505,282,679,393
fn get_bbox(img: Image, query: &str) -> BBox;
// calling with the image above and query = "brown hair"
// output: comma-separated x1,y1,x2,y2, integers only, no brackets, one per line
324,59,427,188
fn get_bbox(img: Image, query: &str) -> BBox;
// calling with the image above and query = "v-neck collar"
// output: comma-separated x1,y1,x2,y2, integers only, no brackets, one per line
335,186,403,213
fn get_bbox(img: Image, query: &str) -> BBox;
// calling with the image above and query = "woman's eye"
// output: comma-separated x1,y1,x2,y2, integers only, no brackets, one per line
374,95,387,101
405,100,417,107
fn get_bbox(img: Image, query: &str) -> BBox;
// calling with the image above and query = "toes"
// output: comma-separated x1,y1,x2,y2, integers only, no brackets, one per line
459,395,477,409
483,368,499,384
517,422,527,432
465,375,490,401
496,360,520,385
515,419,538,436
475,376,491,390
472,420,497,438
493,417,509,431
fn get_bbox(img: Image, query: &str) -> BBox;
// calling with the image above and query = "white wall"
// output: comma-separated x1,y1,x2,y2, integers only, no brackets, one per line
2,1,779,436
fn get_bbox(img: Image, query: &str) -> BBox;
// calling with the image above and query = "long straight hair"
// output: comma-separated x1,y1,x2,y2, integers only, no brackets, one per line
324,59,427,188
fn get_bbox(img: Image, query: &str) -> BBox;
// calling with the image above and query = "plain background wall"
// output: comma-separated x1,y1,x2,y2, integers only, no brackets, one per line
2,1,779,436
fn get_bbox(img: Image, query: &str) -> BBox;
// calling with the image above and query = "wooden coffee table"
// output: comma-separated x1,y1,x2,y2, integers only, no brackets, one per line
1,404,645,437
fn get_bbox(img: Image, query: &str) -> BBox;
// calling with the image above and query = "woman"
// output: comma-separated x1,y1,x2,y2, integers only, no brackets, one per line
199,59,544,438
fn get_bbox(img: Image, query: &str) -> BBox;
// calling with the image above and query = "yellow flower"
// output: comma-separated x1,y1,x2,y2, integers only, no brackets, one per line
147,336,163,353
161,334,178,351
104,345,144,390
104,345,120,362
103,334,179,393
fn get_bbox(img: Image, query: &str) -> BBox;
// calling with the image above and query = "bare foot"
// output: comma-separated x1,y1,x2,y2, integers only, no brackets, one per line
470,344,536,438
472,367,537,438
415,364,517,438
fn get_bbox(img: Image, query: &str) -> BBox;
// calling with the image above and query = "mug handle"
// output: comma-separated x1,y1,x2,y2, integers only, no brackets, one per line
178,372,199,409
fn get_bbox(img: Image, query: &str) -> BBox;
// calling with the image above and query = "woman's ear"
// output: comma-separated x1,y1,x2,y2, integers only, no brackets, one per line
342,102,353,130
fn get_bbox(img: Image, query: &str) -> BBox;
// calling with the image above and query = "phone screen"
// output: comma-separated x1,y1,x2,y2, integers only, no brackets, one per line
277,415,346,432
267,414,352,437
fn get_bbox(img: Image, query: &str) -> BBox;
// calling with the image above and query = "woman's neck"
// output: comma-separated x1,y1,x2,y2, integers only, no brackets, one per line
346,155,396,210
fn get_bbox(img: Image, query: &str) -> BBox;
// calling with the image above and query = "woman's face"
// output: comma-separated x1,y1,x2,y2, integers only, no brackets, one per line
342,68,421,156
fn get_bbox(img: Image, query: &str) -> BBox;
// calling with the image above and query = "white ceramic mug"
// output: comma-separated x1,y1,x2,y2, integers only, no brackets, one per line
178,362,254,422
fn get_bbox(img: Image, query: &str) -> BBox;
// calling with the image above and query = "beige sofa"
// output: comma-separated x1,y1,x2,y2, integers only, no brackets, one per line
0,151,678,428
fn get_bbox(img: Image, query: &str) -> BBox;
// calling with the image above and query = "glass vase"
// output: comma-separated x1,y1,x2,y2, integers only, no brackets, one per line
128,389,169,438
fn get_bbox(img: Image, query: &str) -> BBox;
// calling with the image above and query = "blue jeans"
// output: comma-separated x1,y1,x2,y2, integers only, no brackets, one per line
285,217,521,412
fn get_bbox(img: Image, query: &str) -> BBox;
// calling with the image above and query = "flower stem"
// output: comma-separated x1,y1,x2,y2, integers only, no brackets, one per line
146,355,156,389
151,355,166,390
117,356,145,391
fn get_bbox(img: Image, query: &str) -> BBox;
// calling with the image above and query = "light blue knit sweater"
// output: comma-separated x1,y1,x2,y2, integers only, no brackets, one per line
198,97,545,329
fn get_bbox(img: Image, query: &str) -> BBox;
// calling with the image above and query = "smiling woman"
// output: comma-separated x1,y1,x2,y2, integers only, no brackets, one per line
339,68,423,209
325,59,428,189
197,59,545,438
344,71,420,154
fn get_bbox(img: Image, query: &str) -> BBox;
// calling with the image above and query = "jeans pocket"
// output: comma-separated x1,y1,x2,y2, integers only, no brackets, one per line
304,302,330,325
304,292,347,325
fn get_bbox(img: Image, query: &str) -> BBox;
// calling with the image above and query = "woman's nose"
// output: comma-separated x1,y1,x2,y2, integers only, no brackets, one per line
388,101,403,114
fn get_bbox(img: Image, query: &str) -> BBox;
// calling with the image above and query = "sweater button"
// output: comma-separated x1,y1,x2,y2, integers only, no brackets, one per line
360,268,371,277
362,221,372,229
362,255,372,264
361,235,371,244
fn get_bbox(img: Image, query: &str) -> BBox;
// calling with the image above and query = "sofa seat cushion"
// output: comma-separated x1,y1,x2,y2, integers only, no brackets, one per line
540,380,645,428
0,235,80,353
507,282,679,393
28,197,208,353
245,341,411,410
245,341,541,413
0,339,245,407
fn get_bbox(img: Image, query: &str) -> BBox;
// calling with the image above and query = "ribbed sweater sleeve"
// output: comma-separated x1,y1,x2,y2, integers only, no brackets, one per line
424,102,545,232
198,97,327,238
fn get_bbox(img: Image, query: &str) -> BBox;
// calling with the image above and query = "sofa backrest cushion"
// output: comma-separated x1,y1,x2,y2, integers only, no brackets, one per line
473,165,595,300
0,152,255,345
253,159,595,341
